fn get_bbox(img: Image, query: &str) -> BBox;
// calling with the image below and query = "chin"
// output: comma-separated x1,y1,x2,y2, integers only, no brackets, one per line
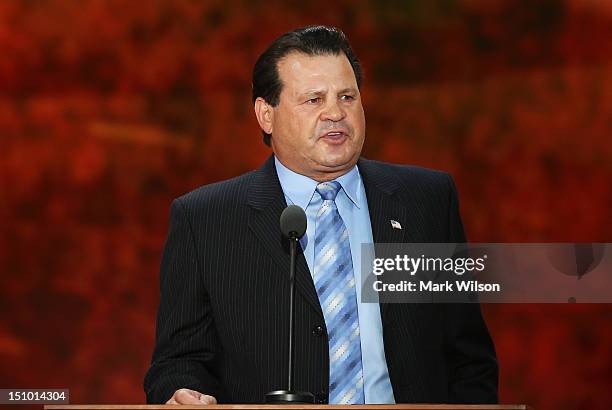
312,142,359,166
318,154,357,170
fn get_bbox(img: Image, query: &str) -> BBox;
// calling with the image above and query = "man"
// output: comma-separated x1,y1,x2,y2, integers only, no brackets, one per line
144,25,498,405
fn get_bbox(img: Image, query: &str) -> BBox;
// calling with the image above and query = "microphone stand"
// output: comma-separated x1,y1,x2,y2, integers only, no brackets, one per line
265,233,315,404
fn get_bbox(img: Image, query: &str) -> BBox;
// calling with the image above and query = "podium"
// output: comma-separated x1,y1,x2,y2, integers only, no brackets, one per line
45,405,531,409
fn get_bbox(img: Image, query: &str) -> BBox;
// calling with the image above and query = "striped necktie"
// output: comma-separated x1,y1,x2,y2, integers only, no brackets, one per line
313,181,365,404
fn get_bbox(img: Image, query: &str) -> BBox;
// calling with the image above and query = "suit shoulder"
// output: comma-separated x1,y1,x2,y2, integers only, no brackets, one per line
360,158,454,192
173,170,256,213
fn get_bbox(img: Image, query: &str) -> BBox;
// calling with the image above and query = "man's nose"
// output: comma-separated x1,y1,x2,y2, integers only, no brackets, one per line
320,100,346,122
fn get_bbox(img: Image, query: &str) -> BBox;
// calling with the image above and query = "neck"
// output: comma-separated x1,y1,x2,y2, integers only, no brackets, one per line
274,156,356,183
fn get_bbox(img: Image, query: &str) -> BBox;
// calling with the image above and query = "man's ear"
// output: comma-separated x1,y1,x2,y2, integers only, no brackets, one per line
254,97,274,135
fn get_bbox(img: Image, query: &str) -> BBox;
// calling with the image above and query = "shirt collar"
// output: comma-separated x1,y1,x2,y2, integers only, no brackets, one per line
274,156,362,209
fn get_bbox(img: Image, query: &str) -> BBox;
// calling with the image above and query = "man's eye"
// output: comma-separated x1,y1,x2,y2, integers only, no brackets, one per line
341,95,355,101
306,97,321,104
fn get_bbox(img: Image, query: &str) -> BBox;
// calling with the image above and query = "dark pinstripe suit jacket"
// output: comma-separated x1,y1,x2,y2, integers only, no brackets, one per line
144,155,498,404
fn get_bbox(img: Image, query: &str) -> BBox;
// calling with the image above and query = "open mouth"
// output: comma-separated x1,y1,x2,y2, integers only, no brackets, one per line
321,130,348,143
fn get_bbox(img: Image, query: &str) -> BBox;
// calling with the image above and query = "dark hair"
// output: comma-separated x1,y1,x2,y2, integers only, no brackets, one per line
252,25,363,146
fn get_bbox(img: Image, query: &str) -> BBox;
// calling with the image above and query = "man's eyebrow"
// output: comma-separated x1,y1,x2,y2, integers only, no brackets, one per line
337,87,358,94
299,87,358,98
299,89,327,98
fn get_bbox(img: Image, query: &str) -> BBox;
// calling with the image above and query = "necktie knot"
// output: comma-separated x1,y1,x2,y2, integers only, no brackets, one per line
316,181,341,201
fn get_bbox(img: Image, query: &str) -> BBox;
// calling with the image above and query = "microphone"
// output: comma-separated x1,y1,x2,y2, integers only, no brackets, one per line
280,205,307,239
265,205,315,404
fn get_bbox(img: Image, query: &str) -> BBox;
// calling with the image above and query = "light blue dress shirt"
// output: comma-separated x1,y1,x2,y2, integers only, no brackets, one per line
274,156,395,404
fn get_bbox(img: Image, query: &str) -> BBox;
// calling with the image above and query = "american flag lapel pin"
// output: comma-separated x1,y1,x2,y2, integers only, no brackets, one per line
390,220,402,230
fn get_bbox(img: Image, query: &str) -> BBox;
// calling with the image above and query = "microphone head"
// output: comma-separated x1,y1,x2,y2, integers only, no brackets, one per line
280,205,307,239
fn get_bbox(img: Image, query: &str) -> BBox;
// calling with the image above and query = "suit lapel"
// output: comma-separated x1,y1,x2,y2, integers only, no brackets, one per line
247,156,323,318
358,158,416,318
359,160,407,245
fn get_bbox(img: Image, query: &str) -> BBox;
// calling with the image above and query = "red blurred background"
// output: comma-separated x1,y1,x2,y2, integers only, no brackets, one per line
1,1,611,409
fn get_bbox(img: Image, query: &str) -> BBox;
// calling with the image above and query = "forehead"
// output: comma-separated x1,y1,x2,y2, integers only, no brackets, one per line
276,52,357,92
